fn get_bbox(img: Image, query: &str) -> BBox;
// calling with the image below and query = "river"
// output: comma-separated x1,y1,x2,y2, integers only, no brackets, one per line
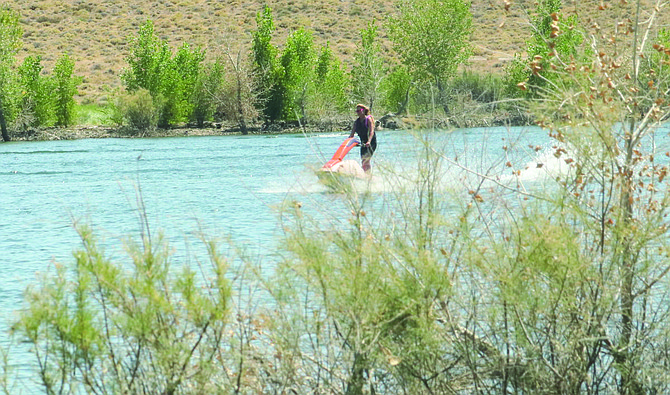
1,126,550,393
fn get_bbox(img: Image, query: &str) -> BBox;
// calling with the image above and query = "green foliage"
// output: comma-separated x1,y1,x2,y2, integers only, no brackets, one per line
307,42,349,126
18,55,53,127
0,6,21,137
75,103,109,126
14,221,232,394
387,0,472,96
53,53,81,127
350,21,385,111
504,0,584,98
251,5,282,122
122,20,205,127
449,70,504,105
157,43,205,127
280,27,316,121
380,64,411,115
115,88,157,133
190,58,226,127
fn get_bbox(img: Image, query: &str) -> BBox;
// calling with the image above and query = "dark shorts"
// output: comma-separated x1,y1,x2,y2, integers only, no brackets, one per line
361,140,377,159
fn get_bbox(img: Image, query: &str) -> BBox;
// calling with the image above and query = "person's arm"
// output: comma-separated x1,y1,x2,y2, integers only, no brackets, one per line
366,116,375,145
348,122,355,138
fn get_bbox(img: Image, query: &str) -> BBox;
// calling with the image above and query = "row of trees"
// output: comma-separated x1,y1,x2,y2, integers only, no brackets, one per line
116,0,474,134
1,0,476,138
0,8,80,141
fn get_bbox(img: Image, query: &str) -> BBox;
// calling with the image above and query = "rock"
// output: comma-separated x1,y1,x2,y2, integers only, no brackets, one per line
378,113,403,130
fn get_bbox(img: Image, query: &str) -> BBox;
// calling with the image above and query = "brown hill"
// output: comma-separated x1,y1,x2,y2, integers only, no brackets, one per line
9,0,659,104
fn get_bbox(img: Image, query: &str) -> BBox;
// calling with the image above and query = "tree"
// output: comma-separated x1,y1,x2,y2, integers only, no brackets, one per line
280,27,316,122
525,0,670,391
387,0,472,114
53,53,81,127
504,0,583,98
190,58,226,128
380,64,411,115
122,20,205,127
307,42,349,129
157,43,205,127
251,5,282,122
0,7,21,141
350,22,385,112
18,55,53,128
220,48,258,135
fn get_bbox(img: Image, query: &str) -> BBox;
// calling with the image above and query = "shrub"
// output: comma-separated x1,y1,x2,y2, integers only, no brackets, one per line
116,88,156,133
13,220,232,394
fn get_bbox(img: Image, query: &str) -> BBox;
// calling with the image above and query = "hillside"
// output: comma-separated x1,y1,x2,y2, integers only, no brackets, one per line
8,0,658,104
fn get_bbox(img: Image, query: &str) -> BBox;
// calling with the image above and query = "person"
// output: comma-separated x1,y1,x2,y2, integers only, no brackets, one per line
348,104,376,172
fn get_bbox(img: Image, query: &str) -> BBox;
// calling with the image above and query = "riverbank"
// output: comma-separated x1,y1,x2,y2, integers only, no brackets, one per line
5,111,532,142
6,123,331,142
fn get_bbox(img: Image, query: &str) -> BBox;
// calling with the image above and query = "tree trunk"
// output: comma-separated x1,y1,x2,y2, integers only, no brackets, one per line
0,106,10,142
436,79,449,115
616,123,643,395
345,352,368,395
236,73,247,135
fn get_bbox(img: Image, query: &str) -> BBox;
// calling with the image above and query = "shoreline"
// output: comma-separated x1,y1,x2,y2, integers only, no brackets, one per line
5,124,333,142
4,113,533,142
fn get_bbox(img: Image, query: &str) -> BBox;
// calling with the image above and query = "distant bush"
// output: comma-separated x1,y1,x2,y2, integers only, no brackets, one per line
116,88,157,133
449,70,504,105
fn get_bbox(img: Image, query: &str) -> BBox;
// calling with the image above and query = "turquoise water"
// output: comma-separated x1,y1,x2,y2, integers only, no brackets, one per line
0,127,549,392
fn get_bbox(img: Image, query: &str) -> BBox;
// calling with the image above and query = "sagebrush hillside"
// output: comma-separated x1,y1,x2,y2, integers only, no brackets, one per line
9,0,654,103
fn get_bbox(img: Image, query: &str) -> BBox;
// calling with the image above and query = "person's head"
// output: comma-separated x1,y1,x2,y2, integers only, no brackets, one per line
355,104,370,116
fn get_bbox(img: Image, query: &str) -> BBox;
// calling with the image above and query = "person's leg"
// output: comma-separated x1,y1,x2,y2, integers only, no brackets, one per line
362,156,371,172
361,145,373,172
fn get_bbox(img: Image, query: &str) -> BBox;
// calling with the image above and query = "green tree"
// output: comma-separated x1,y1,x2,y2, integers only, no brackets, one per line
251,5,282,122
307,42,349,128
190,58,226,128
18,55,53,127
387,0,472,114
0,7,21,141
504,0,583,98
122,20,204,127
280,27,315,122
157,43,205,127
350,22,385,112
380,64,411,115
53,53,81,127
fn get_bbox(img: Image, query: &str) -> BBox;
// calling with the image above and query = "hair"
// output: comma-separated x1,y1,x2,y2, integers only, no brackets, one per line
356,104,370,115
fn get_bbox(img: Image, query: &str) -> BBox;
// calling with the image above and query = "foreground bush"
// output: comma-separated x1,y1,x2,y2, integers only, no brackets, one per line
14,221,232,394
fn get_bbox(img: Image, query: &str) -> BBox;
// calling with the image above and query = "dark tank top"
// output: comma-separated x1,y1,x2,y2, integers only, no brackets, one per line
354,116,376,144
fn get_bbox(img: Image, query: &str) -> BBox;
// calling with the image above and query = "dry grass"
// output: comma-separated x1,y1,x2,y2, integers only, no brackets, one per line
7,0,661,103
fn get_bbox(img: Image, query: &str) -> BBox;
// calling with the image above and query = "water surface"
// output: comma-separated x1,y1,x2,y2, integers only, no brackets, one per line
0,127,548,392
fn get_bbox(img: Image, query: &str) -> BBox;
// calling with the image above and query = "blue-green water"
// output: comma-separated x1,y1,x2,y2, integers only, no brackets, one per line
1,127,549,393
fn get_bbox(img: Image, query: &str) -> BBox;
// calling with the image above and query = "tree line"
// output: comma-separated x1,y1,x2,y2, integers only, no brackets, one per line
0,0,478,140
